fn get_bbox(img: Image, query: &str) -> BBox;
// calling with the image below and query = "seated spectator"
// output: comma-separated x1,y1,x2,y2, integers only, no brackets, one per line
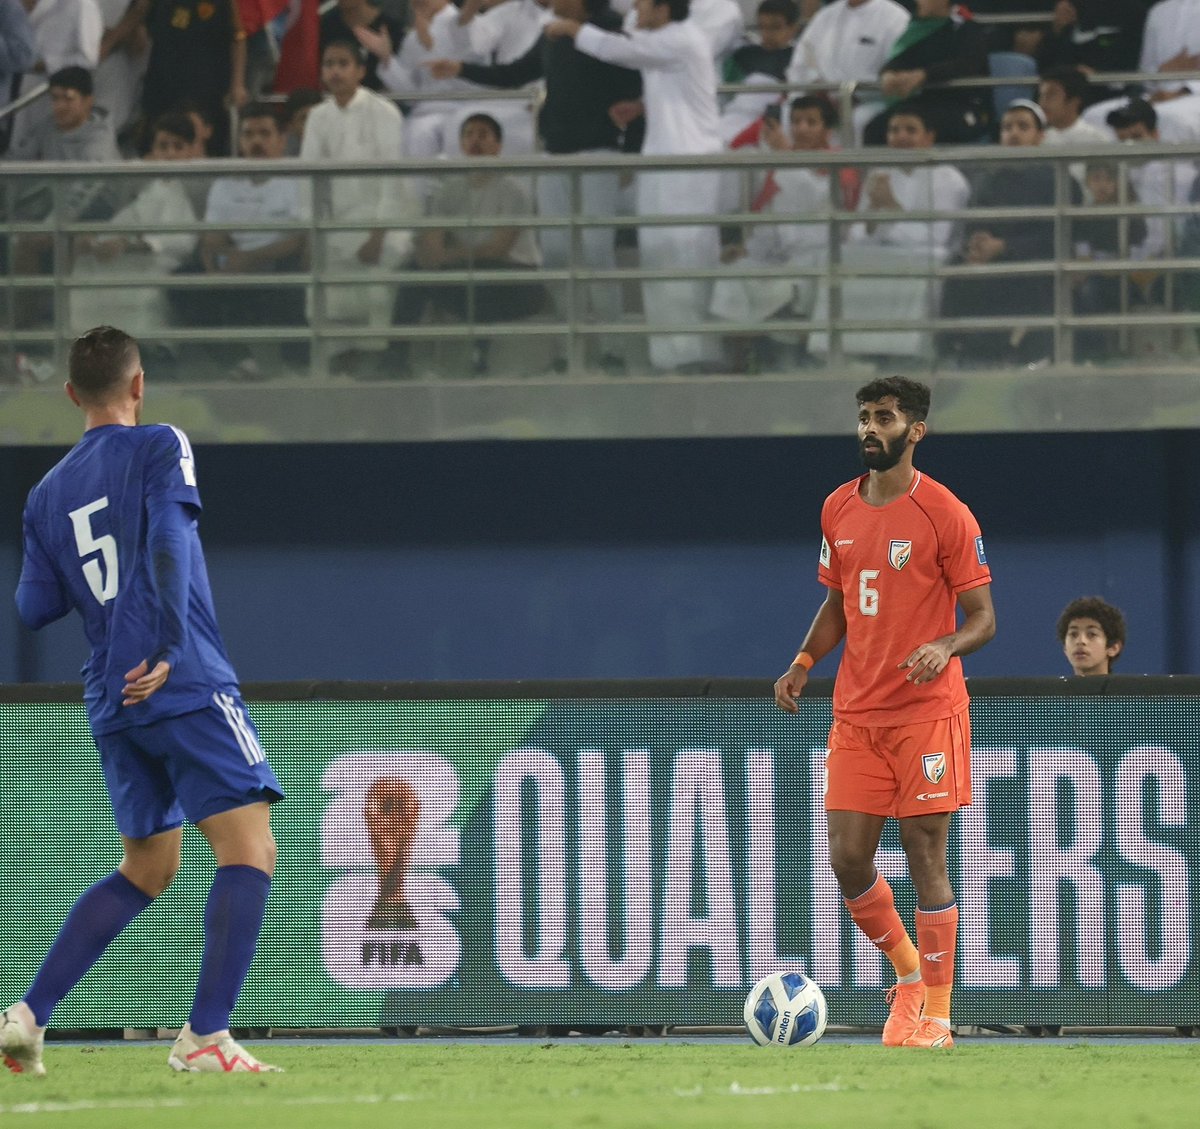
940,100,1074,367
810,102,970,361
1040,66,1110,146
393,112,544,375
1106,99,1196,263
281,86,323,155
7,65,119,327
364,0,485,161
862,0,991,146
1103,99,1197,355
9,0,103,155
431,0,640,372
319,0,405,91
719,0,801,145
300,38,420,375
448,0,550,152
7,62,115,162
157,96,219,220
711,95,852,368
785,0,909,144
1070,159,1148,359
1034,0,1150,75
69,111,195,349
180,103,309,378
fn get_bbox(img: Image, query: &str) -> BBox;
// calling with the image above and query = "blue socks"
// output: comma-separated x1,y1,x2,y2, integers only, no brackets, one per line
22,864,271,1034
24,871,154,1027
188,865,271,1038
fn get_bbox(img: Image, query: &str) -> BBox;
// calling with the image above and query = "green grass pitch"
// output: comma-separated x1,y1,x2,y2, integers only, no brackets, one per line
2,1042,1197,1129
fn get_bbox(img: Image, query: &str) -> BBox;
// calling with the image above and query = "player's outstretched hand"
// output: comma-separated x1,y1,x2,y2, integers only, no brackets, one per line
773,665,809,713
899,640,953,684
123,659,172,706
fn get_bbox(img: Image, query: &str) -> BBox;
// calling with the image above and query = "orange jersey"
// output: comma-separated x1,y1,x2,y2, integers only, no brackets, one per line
818,470,991,725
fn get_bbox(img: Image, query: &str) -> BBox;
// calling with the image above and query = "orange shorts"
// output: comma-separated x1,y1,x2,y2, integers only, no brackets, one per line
824,707,971,819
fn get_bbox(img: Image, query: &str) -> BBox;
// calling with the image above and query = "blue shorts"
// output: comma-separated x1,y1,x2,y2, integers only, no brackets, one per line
95,692,284,840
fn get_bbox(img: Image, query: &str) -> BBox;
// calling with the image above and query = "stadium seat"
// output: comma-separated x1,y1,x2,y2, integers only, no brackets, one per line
988,52,1038,118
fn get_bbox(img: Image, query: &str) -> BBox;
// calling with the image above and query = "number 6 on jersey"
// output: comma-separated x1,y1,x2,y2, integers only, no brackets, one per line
859,569,880,616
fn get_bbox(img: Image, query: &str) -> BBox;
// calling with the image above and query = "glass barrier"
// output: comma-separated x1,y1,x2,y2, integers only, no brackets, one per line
0,145,1197,439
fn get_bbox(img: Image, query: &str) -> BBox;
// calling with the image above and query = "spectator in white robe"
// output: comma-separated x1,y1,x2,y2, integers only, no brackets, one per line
711,94,851,369
785,0,908,143
809,102,969,361
301,37,421,373
69,110,195,339
548,0,724,373
360,0,485,160
617,0,741,65
449,0,550,152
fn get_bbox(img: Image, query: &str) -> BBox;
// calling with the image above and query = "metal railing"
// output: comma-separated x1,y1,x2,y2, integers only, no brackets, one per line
0,142,1196,387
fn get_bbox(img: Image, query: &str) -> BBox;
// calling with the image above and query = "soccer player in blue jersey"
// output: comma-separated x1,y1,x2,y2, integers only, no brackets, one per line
1,326,284,1075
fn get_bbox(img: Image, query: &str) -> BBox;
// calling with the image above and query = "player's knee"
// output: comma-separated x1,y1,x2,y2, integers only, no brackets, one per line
121,857,180,898
828,842,875,890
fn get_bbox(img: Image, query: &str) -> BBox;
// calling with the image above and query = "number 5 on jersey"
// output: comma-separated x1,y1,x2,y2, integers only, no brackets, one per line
69,496,119,605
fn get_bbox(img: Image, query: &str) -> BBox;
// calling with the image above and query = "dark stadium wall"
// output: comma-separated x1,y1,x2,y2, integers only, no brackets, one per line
0,432,1191,684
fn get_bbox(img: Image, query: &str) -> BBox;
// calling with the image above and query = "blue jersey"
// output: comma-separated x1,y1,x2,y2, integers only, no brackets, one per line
17,423,240,735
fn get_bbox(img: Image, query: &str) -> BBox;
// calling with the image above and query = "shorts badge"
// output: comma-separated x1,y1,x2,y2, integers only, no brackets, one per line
922,752,946,784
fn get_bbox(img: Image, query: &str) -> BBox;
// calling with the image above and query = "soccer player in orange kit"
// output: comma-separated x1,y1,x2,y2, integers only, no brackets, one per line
774,376,995,1049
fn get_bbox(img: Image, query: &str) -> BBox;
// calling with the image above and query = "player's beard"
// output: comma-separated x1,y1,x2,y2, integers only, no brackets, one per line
859,428,910,471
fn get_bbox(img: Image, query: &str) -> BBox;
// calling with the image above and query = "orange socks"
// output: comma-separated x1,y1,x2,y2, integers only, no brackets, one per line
845,874,920,980
916,903,958,1021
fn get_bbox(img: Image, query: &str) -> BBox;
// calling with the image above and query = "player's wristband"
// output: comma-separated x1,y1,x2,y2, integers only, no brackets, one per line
792,651,815,671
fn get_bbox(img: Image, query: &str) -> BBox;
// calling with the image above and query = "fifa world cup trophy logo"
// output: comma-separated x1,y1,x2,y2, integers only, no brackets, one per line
364,776,420,931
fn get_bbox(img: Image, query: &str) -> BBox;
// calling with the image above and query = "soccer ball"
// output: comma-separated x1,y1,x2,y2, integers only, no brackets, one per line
743,971,828,1047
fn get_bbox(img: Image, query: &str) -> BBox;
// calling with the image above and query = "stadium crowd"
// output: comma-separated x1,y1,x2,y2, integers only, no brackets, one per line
1,0,1198,376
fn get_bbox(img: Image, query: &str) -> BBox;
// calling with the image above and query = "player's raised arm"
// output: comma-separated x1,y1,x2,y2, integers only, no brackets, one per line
774,588,846,712
900,581,996,685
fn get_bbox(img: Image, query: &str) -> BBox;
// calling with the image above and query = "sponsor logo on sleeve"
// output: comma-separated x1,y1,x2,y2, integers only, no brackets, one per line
975,535,987,565
888,539,912,571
